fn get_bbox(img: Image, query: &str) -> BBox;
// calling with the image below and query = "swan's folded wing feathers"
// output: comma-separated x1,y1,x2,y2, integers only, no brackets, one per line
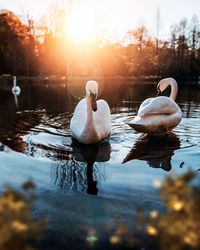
93,99,111,135
95,100,110,119
138,96,178,116
71,99,86,119
70,99,87,136
138,98,154,114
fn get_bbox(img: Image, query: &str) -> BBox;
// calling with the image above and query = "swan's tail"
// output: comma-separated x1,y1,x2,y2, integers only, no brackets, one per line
127,122,147,133
127,115,148,133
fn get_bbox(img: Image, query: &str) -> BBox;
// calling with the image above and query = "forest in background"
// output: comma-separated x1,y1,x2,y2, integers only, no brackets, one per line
0,7,200,80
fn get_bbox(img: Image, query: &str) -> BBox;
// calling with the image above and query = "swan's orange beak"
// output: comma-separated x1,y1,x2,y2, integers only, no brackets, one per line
90,91,97,112
91,98,97,111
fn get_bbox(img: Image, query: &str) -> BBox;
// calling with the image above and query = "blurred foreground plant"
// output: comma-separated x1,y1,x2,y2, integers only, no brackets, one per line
109,171,200,250
146,172,200,250
0,180,46,250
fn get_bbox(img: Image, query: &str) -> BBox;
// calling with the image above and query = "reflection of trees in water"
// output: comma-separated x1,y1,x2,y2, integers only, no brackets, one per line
52,141,111,195
53,160,85,191
0,109,43,152
52,160,106,194
26,141,71,159
0,107,71,155
123,133,180,171
177,84,200,118
0,85,75,153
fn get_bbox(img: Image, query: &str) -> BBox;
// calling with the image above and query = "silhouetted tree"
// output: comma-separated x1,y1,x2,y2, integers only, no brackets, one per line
188,15,200,75
0,10,38,75
99,43,128,76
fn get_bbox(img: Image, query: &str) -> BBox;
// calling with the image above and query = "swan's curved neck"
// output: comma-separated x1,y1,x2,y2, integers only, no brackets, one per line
169,82,178,100
79,96,98,141
13,78,16,87
86,96,93,118
83,96,96,131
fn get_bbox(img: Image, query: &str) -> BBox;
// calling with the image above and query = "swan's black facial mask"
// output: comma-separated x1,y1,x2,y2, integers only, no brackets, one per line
90,90,97,112
156,85,161,96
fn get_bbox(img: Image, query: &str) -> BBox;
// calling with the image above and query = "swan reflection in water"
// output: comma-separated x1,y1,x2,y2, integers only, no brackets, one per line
123,133,180,171
13,93,19,107
53,140,111,195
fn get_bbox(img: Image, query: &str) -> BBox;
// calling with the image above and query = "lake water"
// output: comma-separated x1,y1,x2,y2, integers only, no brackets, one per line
0,80,200,249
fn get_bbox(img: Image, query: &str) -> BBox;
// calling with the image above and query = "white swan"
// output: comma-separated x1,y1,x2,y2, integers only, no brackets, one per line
128,78,182,134
70,80,111,144
12,76,21,96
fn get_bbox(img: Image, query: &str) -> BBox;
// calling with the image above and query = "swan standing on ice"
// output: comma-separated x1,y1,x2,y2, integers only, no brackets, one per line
128,78,182,134
12,76,21,96
70,80,111,144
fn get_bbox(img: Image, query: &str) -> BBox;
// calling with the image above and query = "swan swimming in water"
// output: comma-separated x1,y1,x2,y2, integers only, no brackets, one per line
12,76,21,96
128,78,182,134
70,80,111,144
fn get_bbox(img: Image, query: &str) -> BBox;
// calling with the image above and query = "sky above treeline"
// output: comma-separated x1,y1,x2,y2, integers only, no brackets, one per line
1,0,200,40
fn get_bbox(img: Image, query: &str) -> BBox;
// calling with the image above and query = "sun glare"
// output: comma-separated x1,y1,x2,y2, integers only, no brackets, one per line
68,3,97,43
64,0,139,44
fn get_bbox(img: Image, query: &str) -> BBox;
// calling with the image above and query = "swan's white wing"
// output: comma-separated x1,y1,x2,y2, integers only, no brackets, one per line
138,96,180,116
93,99,111,138
138,98,154,114
129,112,182,134
70,99,87,137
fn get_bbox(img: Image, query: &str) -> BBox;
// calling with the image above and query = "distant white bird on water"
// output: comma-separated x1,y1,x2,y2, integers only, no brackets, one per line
12,76,21,96
128,78,182,134
70,80,111,144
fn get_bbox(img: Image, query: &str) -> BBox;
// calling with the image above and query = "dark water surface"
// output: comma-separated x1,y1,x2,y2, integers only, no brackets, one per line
0,80,200,249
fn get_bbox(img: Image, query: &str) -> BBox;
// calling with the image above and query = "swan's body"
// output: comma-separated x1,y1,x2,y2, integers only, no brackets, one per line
70,80,111,144
12,76,21,96
128,78,182,134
